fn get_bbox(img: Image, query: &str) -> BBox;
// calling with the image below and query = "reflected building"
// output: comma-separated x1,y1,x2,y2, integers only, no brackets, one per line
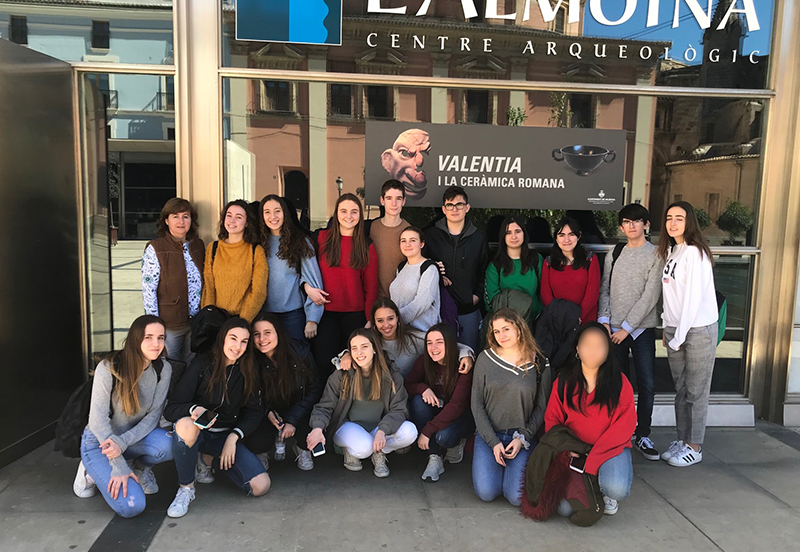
652,0,767,244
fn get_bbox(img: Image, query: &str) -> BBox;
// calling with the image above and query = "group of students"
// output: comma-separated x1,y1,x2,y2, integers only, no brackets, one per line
72,181,719,524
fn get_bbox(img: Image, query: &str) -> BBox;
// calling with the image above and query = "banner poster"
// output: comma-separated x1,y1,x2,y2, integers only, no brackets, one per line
235,0,342,46
365,121,627,211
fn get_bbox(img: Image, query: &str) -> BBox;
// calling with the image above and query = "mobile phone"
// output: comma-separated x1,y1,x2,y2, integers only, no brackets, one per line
311,442,326,457
193,409,218,429
569,455,587,474
272,411,284,426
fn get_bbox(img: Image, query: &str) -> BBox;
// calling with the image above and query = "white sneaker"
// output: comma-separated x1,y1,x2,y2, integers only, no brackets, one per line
167,486,195,518
371,451,390,478
444,438,467,464
667,444,702,467
195,455,215,484
295,448,314,471
660,440,684,462
343,449,362,472
603,496,619,515
421,454,445,482
133,465,159,495
72,461,96,498
256,452,270,472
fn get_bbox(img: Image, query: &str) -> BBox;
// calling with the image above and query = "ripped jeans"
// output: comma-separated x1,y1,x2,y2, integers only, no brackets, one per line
172,428,265,494
80,427,173,518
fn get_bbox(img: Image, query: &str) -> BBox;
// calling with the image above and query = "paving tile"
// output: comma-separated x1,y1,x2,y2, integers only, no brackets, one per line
0,511,113,552
148,511,299,552
634,459,791,510
296,507,441,552
679,506,800,552
431,504,719,552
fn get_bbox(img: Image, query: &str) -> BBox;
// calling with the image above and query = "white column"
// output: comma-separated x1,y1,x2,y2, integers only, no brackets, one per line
430,54,449,124
307,52,329,228
174,0,222,243
630,75,656,205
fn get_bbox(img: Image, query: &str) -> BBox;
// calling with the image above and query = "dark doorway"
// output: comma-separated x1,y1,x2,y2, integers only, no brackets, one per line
122,161,177,239
284,170,310,228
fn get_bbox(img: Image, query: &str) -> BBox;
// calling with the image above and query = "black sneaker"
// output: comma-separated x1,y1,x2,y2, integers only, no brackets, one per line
635,436,660,461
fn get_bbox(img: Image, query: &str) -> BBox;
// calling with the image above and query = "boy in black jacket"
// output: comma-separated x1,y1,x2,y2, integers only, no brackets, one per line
423,186,488,351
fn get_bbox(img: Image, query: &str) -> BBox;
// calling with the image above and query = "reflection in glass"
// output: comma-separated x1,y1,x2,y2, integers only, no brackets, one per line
220,0,773,89
1,3,174,65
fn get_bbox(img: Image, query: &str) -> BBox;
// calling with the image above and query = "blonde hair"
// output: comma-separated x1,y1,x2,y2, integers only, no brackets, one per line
341,329,396,400
485,308,544,373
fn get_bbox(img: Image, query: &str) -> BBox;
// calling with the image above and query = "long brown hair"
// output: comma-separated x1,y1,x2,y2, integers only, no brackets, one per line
485,308,544,373
322,193,370,270
252,313,311,408
104,314,166,417
340,328,395,401
217,199,260,245
258,194,315,271
370,297,415,353
206,317,257,403
656,201,714,265
156,197,199,241
423,323,459,402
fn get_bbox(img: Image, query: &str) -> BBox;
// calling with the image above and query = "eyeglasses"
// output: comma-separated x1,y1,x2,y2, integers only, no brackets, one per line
444,202,467,211
620,219,644,227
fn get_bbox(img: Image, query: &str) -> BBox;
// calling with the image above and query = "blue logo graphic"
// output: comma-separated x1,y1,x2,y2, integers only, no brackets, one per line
236,0,342,46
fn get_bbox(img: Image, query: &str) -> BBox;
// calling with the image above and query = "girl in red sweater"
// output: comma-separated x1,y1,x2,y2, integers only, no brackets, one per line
313,194,379,379
541,217,600,323
405,323,474,483
545,322,636,517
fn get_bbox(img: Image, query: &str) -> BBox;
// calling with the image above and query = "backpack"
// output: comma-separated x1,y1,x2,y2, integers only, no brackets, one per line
191,305,231,354
607,243,626,290
716,291,727,346
398,259,461,337
54,358,164,459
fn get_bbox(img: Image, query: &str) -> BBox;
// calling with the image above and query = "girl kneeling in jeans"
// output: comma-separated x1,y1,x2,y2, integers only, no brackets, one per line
164,317,269,518
405,323,474,482
545,322,636,517
73,315,173,518
472,308,552,506
307,329,417,478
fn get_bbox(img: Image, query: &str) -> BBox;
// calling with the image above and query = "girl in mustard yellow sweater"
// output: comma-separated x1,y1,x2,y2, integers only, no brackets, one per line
201,200,268,322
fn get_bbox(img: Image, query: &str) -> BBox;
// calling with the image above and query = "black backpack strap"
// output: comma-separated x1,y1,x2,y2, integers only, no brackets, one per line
608,243,626,290
211,240,219,264
397,259,407,273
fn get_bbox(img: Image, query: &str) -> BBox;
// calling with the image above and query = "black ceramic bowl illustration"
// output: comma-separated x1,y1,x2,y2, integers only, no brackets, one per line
552,145,616,176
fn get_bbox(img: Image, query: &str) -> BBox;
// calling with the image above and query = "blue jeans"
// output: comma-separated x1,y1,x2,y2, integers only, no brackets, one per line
557,448,633,517
458,310,482,352
408,394,474,455
80,427,173,518
472,430,534,507
277,308,307,345
172,429,266,494
613,328,656,438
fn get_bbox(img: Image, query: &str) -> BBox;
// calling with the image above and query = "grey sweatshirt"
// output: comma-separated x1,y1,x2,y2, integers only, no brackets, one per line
389,260,440,333
471,349,552,448
598,241,664,337
87,360,172,477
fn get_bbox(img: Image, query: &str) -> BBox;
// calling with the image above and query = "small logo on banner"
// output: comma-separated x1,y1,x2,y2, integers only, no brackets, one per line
235,0,342,46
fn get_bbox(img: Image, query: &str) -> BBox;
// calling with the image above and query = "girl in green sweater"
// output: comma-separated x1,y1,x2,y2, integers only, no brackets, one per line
484,216,544,319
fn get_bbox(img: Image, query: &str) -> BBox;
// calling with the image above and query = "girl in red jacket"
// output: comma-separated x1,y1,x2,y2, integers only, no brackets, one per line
405,323,474,483
541,217,600,323
545,322,636,517
313,194,379,378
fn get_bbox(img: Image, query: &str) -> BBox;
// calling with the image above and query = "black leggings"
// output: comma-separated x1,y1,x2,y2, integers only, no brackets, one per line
313,310,367,380
244,416,313,454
